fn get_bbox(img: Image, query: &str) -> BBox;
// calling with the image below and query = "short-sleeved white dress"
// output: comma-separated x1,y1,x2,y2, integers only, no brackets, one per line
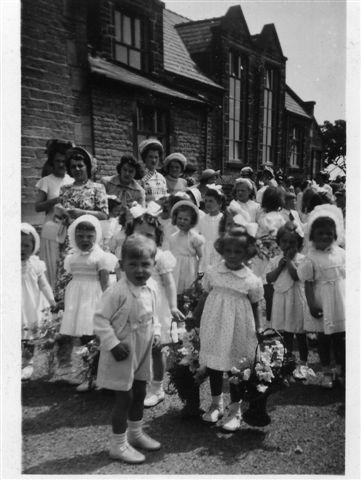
168,229,205,294
153,248,177,343
297,244,345,335
199,262,264,371
198,212,223,273
60,246,118,336
266,253,316,333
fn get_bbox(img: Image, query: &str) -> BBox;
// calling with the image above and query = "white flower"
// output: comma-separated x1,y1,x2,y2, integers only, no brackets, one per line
179,357,190,366
161,346,170,356
256,384,269,393
178,347,189,356
243,368,251,381
229,376,240,385
231,366,241,375
77,346,88,356
257,371,274,383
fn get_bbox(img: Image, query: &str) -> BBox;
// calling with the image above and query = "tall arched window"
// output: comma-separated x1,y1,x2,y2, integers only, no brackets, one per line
262,68,278,164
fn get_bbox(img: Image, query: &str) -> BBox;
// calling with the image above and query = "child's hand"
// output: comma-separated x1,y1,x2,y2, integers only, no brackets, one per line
278,257,287,269
152,335,161,349
286,247,297,261
310,307,323,319
171,308,185,322
67,207,83,219
111,342,130,361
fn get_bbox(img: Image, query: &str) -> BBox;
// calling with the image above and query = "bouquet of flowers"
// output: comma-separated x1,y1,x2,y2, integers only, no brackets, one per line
255,234,281,261
77,338,100,388
229,329,296,426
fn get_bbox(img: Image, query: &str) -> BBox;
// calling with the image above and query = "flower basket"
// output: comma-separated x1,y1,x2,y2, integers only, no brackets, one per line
229,328,296,427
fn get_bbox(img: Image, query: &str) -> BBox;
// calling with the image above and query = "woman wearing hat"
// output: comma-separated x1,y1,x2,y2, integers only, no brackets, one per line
197,169,220,200
139,139,168,204
35,139,74,288
163,152,188,194
102,153,145,207
256,166,278,203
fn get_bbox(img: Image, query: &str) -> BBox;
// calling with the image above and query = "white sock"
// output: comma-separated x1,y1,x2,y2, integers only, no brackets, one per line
127,419,143,441
111,432,127,451
211,394,223,408
151,380,163,393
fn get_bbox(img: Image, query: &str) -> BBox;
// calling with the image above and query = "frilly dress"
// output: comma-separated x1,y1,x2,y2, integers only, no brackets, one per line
22,256,51,340
198,212,223,273
168,229,205,294
297,244,345,334
234,199,260,223
153,248,177,343
199,262,264,371
60,246,118,336
266,253,315,333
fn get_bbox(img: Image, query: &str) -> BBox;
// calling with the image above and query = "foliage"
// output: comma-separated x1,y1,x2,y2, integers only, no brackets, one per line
320,120,346,172
77,339,100,385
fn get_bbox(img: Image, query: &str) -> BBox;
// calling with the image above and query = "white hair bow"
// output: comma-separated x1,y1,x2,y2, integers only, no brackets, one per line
206,184,223,194
233,214,258,237
129,201,162,219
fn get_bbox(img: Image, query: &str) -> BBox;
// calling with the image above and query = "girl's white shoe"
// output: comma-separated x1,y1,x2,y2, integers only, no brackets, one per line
220,403,242,431
202,404,224,423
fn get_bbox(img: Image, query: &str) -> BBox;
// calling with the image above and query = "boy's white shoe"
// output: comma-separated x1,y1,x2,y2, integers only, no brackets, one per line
202,404,224,423
109,442,145,464
144,389,165,408
76,380,92,393
220,402,242,432
128,431,161,451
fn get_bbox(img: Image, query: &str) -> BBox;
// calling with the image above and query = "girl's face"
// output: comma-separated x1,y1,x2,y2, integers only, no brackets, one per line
133,222,157,243
144,149,160,171
236,184,251,203
285,197,296,210
52,153,67,177
69,158,88,183
75,227,96,251
168,161,182,179
110,204,123,218
222,239,248,270
204,195,221,215
21,233,34,262
312,225,335,251
120,163,136,184
176,209,193,232
279,232,298,257
122,252,155,286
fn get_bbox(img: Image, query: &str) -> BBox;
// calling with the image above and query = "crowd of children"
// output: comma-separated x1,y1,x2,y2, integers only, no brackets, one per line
22,143,346,464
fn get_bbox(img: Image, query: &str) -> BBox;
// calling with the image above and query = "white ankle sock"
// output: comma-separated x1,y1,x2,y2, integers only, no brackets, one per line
211,394,223,408
127,420,143,441
112,432,127,451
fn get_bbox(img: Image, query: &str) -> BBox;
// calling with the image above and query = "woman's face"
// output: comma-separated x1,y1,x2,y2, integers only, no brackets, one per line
69,158,88,183
144,149,160,171
120,162,136,185
168,161,182,179
236,184,251,203
52,152,67,177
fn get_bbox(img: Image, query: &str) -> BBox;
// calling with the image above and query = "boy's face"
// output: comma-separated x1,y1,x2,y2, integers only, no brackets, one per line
121,252,155,286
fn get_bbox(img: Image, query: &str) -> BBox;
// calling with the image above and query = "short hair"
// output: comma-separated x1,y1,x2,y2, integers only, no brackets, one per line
204,188,226,210
261,187,284,212
214,226,257,260
116,154,144,180
171,205,198,227
125,214,164,247
45,139,73,166
121,233,157,260
276,223,303,251
66,147,92,178
75,221,96,233
309,216,337,242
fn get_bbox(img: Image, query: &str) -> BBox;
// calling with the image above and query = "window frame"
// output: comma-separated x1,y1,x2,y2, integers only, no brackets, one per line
113,9,144,71
261,67,278,165
135,104,169,160
289,124,304,169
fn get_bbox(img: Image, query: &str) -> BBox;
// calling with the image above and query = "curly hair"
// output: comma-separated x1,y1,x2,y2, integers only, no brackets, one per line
125,214,164,247
65,147,92,178
309,216,337,242
204,187,226,211
276,222,303,251
171,205,198,227
214,226,257,260
140,144,163,163
116,154,144,180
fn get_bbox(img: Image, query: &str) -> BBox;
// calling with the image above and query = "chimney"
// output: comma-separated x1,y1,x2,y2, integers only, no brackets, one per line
303,101,315,116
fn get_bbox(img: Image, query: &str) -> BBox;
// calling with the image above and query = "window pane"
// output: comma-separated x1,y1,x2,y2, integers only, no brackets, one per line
229,118,234,140
235,79,241,101
229,141,234,160
115,44,128,64
229,51,233,75
234,100,240,121
134,19,141,48
235,141,241,160
229,77,235,98
123,15,131,45
156,111,166,133
129,49,141,69
115,11,121,41
229,97,234,120
234,120,240,140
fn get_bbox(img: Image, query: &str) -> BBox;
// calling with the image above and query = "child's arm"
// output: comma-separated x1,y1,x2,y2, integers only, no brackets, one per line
99,269,110,292
304,281,323,318
266,257,286,284
37,272,56,307
160,272,185,322
251,302,262,332
286,259,299,281
35,190,59,214
195,243,203,273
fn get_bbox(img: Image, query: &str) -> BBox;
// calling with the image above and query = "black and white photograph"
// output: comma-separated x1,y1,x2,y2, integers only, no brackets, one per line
1,0,360,477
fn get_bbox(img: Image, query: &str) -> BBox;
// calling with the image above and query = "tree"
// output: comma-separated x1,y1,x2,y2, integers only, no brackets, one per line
320,120,346,173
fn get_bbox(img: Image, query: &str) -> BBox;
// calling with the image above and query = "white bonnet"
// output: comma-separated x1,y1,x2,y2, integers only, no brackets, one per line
21,223,40,254
67,215,102,250
307,204,345,245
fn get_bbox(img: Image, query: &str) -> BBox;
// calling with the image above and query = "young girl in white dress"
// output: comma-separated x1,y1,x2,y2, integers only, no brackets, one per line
198,185,224,273
168,200,204,294
297,208,345,388
123,205,184,407
21,223,56,379
199,227,263,431
59,215,117,390
265,223,315,380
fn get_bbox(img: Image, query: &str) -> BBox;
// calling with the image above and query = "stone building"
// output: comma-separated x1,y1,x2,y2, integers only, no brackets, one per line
21,0,322,223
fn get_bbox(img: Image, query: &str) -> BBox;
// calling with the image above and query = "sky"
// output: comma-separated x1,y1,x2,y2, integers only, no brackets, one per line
164,0,347,124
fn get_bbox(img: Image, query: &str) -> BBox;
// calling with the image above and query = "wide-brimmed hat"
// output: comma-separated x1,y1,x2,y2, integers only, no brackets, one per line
240,166,254,176
21,223,40,255
138,138,164,157
185,186,202,207
263,166,275,178
199,169,220,182
170,200,199,223
163,153,187,171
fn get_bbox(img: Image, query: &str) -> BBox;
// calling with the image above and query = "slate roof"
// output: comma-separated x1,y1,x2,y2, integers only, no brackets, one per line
285,89,312,119
175,17,221,54
89,55,205,104
163,9,222,89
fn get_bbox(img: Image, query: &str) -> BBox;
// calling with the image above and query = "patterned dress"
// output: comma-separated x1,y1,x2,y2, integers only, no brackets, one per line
54,181,108,303
140,169,168,204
